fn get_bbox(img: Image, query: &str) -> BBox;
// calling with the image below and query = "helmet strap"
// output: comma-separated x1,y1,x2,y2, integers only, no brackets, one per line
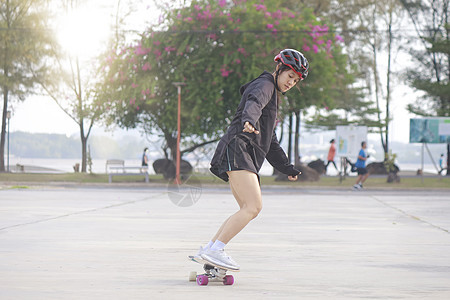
274,66,286,95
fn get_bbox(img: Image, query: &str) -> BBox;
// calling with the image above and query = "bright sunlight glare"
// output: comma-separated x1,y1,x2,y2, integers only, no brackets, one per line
56,4,112,59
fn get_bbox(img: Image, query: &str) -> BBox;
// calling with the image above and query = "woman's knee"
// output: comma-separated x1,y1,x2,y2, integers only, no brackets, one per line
245,203,262,219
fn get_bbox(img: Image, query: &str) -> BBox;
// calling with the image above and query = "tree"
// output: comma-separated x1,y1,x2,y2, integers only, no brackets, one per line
97,0,353,163
296,0,406,158
0,0,54,172
32,0,122,172
401,0,449,117
400,0,449,175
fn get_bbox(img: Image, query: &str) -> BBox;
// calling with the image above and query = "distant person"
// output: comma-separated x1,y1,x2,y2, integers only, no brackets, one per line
142,147,149,169
325,139,339,174
438,153,445,174
353,141,370,190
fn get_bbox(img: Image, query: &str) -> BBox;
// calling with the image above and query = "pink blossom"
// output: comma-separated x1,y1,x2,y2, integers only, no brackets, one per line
218,0,226,8
234,59,241,64
313,44,319,53
288,12,295,18
131,83,138,88
327,39,332,48
130,97,136,105
136,106,140,110
220,65,232,77
237,47,246,54
142,62,152,71
272,9,282,20
265,12,271,17
254,4,266,11
303,44,311,52
195,5,201,10
154,49,162,57
154,41,161,46
266,23,274,29
335,35,344,43
184,17,193,22
177,13,182,19
165,46,176,53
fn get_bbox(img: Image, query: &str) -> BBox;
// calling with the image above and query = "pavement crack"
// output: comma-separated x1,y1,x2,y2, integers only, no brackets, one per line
0,193,167,232
370,195,449,234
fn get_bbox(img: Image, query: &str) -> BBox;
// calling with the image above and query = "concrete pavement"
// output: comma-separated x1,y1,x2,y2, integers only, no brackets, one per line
0,185,449,299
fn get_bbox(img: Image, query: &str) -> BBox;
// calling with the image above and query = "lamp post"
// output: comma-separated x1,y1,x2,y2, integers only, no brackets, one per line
6,111,11,172
172,82,186,185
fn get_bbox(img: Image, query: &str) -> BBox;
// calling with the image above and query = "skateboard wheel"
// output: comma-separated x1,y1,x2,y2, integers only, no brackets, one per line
189,271,197,282
197,275,209,286
223,275,234,285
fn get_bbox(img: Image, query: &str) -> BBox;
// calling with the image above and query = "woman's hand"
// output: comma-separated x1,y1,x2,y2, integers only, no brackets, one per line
288,175,298,181
243,121,260,134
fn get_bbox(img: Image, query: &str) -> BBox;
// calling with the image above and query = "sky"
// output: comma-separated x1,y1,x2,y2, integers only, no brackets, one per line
8,0,420,145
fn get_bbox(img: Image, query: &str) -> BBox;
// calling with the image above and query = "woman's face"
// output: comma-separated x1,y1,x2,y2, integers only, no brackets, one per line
277,69,301,93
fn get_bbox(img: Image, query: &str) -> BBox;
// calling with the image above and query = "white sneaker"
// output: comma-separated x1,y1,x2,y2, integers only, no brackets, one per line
201,248,240,271
352,184,361,191
192,246,207,263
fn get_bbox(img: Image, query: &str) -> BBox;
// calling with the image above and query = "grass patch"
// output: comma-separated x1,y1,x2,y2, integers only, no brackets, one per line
0,172,448,189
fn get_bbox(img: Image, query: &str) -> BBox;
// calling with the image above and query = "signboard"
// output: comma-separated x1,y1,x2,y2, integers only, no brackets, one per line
336,126,368,158
409,118,450,143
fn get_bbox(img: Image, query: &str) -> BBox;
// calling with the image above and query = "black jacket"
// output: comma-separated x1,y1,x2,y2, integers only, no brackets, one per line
210,71,300,181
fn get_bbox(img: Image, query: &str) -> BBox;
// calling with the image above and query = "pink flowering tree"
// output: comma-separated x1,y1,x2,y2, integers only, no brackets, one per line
97,0,355,162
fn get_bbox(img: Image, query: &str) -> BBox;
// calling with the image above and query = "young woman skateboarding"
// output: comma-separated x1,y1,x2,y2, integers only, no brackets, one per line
194,49,309,271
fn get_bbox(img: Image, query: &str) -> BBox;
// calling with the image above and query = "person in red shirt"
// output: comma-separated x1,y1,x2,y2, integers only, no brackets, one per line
325,139,339,174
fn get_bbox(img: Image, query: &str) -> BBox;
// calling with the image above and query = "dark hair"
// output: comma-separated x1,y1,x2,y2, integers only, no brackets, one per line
144,147,148,152
361,141,366,147
330,139,335,143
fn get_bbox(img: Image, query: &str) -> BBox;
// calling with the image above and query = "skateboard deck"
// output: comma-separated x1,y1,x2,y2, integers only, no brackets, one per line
188,255,236,286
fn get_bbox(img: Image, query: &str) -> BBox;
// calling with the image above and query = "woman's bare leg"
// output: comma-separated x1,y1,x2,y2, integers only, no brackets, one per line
210,179,245,241
215,170,262,244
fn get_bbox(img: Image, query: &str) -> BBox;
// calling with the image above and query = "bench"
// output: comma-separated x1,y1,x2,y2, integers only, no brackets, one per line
108,166,149,183
106,159,125,173
106,159,149,183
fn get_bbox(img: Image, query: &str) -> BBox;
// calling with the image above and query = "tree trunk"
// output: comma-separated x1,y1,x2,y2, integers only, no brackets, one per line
0,89,8,172
447,143,450,176
371,5,387,155
294,110,301,166
385,9,394,156
287,113,293,163
81,134,87,173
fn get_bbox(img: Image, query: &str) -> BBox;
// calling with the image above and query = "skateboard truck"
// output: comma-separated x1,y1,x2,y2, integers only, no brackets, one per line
189,263,234,286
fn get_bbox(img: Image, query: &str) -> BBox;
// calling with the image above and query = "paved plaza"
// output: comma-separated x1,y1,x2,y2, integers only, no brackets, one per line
0,184,449,299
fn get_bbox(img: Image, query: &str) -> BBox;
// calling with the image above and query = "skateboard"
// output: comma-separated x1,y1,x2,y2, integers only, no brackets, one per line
188,255,235,286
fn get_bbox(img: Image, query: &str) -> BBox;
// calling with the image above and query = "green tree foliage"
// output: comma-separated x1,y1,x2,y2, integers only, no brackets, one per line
0,0,54,171
400,0,449,117
97,0,354,160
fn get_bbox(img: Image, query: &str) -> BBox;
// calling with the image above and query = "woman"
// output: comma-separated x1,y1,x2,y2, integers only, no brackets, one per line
325,139,339,174
195,49,309,270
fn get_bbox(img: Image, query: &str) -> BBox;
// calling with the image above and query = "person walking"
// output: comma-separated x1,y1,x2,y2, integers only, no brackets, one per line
438,153,445,174
353,141,370,190
192,49,309,271
325,139,339,174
